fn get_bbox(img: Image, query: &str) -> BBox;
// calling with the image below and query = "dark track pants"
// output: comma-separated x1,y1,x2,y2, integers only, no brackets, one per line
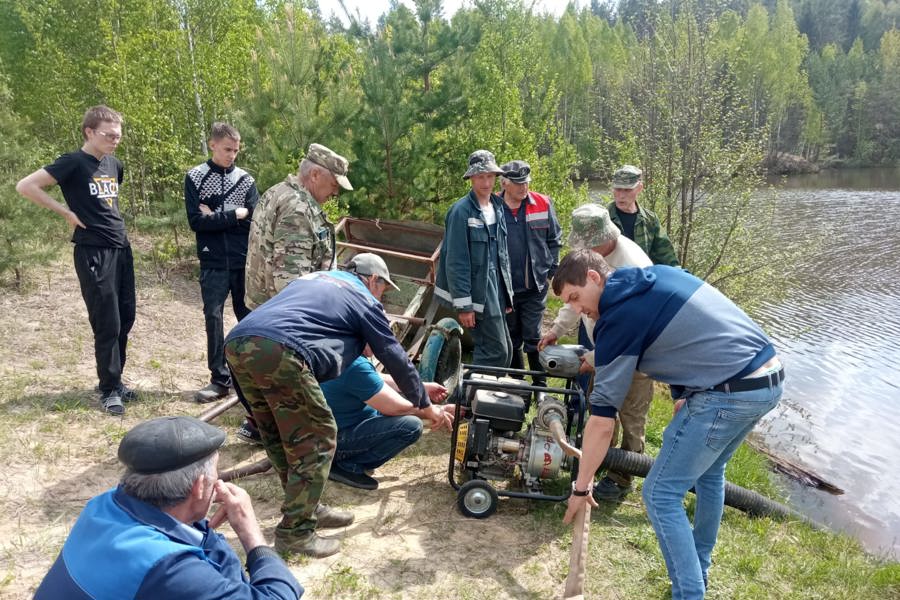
200,267,250,386
73,245,136,393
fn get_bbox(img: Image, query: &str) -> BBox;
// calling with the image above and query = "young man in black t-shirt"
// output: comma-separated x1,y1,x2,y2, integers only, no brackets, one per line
16,105,136,415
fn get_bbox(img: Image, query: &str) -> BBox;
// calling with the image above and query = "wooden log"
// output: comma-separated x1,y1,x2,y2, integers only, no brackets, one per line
562,503,591,600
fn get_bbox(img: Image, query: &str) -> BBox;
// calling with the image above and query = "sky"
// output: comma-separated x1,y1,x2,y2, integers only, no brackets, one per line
315,0,580,27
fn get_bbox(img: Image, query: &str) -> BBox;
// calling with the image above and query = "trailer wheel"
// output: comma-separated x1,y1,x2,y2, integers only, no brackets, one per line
457,480,498,519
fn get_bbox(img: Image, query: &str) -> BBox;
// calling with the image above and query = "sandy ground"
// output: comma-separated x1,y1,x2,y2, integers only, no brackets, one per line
0,253,575,599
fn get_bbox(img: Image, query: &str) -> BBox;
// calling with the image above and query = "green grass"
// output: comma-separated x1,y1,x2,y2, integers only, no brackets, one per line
558,390,900,599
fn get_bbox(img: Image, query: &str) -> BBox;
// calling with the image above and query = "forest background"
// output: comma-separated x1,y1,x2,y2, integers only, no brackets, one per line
1,0,899,308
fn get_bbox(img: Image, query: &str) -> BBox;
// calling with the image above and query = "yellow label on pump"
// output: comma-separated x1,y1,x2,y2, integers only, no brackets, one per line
455,422,469,462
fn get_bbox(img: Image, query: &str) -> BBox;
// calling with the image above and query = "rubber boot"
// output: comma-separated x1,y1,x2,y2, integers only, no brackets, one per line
527,350,547,387
315,504,355,528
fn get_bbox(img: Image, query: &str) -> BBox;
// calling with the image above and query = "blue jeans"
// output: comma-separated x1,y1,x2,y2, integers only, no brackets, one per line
333,414,423,474
642,383,782,599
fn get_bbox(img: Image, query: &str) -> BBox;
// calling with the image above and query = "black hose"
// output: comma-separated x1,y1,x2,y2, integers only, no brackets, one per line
601,447,814,524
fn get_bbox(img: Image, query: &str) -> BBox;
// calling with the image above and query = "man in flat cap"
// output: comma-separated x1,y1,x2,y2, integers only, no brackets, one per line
226,253,451,558
607,165,680,267
34,416,302,600
435,150,514,366
497,159,562,386
236,143,352,444
540,203,654,501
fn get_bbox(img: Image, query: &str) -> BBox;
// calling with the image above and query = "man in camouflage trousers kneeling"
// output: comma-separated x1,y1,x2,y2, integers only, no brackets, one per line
225,254,450,559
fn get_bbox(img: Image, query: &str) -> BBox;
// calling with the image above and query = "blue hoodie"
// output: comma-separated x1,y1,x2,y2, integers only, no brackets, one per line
590,266,775,418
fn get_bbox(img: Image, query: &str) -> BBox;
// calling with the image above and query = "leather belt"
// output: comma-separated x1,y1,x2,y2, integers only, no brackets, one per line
710,367,784,394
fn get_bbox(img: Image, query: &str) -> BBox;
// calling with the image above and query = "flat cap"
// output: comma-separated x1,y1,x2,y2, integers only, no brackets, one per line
463,149,504,179
307,143,353,191
501,160,532,184
612,164,642,189
118,416,226,474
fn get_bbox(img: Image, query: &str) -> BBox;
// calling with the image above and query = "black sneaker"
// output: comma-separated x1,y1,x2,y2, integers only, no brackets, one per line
592,476,632,502
95,383,138,402
100,389,124,415
194,382,230,403
328,464,378,490
235,419,263,446
118,384,138,402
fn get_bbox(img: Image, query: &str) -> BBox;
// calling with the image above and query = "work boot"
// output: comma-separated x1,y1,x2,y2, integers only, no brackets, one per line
315,503,355,528
527,350,547,387
274,531,340,559
592,476,632,502
194,382,230,403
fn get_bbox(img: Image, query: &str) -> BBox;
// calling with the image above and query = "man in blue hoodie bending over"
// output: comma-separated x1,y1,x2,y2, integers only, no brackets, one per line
554,249,783,600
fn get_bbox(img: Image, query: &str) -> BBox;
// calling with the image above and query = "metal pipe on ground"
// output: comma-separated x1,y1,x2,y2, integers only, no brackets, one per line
198,395,241,423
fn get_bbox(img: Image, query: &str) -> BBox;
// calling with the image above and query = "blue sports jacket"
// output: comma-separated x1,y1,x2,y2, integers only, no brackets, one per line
435,191,514,314
226,270,431,408
34,486,302,600
590,266,775,417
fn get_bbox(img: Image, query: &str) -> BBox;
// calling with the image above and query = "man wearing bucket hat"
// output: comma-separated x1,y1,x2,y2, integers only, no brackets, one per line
498,159,562,386
35,416,302,599
236,143,353,444
226,253,449,558
435,150,514,367
607,165,680,267
541,203,654,501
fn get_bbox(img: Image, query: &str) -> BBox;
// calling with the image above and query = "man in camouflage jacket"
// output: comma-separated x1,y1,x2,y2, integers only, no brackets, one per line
606,165,680,267
244,143,352,309
236,144,352,445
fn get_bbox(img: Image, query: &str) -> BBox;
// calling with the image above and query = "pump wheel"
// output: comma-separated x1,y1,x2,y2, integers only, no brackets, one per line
457,480,498,519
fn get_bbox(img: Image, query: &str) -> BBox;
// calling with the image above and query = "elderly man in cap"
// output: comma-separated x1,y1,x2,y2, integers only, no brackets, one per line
235,143,352,444
498,159,562,386
226,253,452,558
34,416,302,600
435,150,514,367
608,165,680,267
540,203,653,501
556,249,783,600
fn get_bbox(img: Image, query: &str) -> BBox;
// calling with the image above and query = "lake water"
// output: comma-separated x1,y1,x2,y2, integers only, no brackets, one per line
590,168,900,559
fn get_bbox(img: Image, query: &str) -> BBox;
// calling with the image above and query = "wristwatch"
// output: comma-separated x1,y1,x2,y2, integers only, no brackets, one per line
571,483,591,497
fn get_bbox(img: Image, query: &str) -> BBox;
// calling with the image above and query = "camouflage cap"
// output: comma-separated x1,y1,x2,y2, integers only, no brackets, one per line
567,203,620,250
118,416,225,475
500,160,532,184
348,252,400,291
612,164,642,189
463,149,504,180
307,143,353,191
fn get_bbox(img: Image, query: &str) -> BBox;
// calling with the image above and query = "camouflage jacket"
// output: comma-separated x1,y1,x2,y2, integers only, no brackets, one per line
244,175,334,309
606,200,680,267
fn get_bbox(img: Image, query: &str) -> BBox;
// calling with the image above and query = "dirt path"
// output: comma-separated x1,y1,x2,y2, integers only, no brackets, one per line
0,256,573,599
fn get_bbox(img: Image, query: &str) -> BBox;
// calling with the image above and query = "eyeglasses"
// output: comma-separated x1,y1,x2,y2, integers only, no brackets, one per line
95,130,123,142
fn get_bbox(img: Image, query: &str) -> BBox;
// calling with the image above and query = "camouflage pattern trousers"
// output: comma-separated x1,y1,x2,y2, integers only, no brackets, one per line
225,335,337,537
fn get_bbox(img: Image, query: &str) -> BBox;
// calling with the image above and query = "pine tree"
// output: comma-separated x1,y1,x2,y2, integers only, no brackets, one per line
0,67,65,288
